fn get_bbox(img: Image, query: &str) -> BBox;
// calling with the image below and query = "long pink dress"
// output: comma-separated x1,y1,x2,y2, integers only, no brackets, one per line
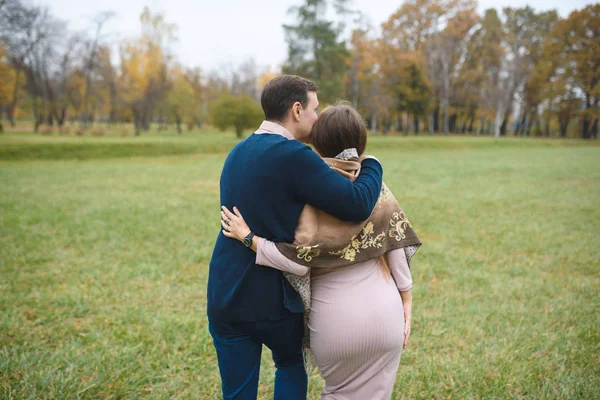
257,239,412,400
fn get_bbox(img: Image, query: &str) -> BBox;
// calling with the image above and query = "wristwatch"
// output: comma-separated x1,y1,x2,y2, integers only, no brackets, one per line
242,232,255,248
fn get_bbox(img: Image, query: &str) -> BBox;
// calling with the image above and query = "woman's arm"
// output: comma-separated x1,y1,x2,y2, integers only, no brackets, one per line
221,206,309,276
387,248,413,348
387,248,413,291
256,238,309,276
399,289,411,349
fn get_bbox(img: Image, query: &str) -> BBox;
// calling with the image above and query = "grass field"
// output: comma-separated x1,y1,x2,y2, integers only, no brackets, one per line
1,132,599,399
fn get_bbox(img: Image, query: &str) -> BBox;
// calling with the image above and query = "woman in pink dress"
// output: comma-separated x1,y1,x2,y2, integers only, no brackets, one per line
220,104,420,400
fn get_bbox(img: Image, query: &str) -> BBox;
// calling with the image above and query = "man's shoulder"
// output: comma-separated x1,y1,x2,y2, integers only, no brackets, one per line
247,134,313,155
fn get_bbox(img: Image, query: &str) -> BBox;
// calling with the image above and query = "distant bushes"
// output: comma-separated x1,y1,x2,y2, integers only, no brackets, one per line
2,134,597,162
91,128,106,137
210,94,263,138
0,142,201,160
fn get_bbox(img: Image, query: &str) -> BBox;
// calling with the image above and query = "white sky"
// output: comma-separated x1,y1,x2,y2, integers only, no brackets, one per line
40,0,593,74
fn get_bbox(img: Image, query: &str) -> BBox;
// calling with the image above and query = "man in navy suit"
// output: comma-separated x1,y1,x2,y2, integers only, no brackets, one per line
207,75,383,399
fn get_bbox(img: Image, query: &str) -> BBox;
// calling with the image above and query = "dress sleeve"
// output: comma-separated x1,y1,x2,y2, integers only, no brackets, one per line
388,248,413,291
256,238,309,276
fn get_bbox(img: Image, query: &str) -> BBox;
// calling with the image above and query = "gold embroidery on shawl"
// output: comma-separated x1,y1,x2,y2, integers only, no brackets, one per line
329,221,387,262
296,245,321,262
389,211,412,241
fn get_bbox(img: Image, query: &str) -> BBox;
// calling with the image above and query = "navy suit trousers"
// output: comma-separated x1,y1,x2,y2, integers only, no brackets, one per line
209,311,307,400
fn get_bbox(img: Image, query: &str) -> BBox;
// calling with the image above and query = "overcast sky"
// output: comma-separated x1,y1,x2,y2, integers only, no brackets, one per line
40,0,593,73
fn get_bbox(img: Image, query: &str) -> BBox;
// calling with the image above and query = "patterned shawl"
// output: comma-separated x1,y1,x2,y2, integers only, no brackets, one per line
276,148,421,369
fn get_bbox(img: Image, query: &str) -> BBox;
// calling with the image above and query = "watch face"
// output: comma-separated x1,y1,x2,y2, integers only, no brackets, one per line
243,233,254,247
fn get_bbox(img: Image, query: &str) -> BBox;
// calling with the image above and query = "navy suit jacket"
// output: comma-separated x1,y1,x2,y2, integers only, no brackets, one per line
207,132,383,322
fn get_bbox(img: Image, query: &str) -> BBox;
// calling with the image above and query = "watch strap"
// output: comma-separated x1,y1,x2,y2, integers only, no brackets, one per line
243,232,255,247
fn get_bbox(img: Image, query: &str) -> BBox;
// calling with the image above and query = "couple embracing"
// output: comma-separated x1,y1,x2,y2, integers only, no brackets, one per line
207,75,421,400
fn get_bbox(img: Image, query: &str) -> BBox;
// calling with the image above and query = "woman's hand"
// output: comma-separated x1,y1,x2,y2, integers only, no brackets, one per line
221,206,251,242
400,290,412,349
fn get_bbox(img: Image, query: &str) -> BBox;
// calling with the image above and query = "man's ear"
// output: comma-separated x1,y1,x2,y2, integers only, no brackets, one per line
293,102,302,121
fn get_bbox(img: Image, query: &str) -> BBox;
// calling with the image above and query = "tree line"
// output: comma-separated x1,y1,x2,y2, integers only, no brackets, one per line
0,0,598,138
283,0,598,139
0,0,268,136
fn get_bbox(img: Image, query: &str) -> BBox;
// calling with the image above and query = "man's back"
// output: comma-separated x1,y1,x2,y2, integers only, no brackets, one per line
207,133,307,322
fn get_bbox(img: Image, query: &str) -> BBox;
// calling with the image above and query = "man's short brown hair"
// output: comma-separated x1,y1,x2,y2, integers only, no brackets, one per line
261,75,318,121
311,103,368,158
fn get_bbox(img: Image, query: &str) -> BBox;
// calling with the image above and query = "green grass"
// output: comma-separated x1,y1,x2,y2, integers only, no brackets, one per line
1,132,599,399
1,130,597,161
0,132,240,160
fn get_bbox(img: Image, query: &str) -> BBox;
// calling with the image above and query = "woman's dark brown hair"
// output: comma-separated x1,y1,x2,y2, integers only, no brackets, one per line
310,103,368,157
312,103,392,278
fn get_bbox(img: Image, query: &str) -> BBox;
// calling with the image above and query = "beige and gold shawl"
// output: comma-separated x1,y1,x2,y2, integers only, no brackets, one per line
276,149,421,368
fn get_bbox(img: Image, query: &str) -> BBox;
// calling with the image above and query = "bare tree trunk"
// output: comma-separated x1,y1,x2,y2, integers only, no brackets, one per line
535,115,542,136
479,116,485,135
494,105,504,138
582,95,593,139
428,111,434,135
8,67,22,127
414,115,419,134
559,116,569,137
449,114,457,133
515,112,526,136
525,110,533,136
176,113,182,134
468,113,474,133
352,55,359,110
132,107,141,136
442,54,450,134
80,13,113,128
370,111,377,134
500,111,509,136
442,98,449,135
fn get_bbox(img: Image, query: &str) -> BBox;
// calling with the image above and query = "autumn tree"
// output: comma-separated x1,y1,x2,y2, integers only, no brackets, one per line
541,4,599,139
380,0,475,133
283,0,352,103
456,8,503,135
95,45,119,124
490,7,558,136
397,59,432,133
513,10,558,136
119,7,176,135
0,46,9,132
429,3,479,133
0,0,65,131
0,0,28,126
183,67,208,130
166,65,195,134
345,26,393,132
0,44,22,132
79,12,114,128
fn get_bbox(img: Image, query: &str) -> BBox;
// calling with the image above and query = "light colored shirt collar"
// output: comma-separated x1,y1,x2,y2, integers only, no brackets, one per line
255,120,295,141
